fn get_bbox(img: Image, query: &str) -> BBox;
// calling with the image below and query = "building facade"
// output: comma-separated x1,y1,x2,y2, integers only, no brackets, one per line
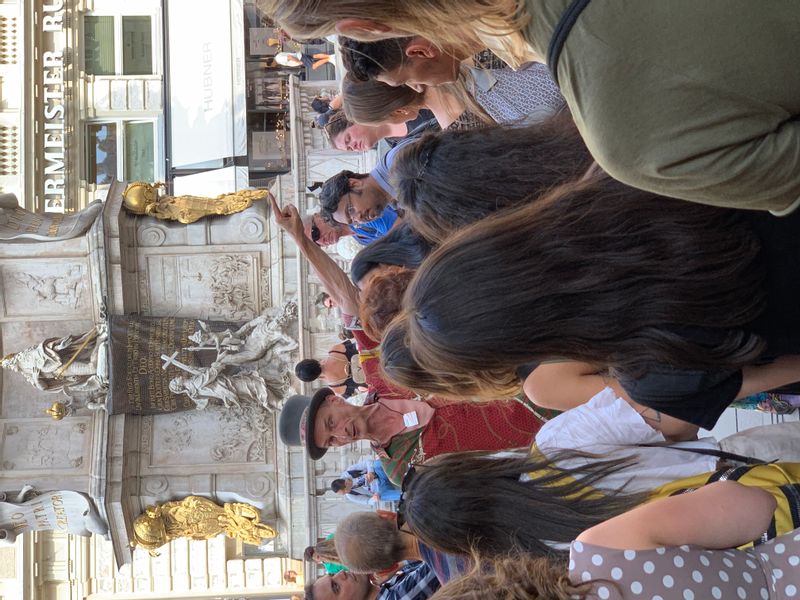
2,1,383,598
7,0,311,215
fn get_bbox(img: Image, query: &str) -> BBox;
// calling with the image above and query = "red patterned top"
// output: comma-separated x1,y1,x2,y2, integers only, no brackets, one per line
351,329,544,484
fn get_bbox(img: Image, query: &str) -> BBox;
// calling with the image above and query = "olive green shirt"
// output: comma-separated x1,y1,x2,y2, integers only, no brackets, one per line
525,0,800,214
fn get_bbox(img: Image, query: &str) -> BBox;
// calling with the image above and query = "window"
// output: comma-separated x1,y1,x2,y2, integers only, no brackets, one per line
122,16,153,75
124,122,155,180
84,16,115,76
87,123,117,184
84,15,154,76
86,120,157,185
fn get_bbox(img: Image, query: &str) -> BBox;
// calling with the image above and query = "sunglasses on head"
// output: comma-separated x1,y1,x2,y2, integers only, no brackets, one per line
311,223,321,244
396,463,419,531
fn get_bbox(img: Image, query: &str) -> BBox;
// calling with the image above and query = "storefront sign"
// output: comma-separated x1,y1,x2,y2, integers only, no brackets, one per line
167,0,246,167
40,0,67,213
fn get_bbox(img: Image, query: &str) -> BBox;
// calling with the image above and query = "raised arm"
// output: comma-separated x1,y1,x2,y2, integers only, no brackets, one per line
270,195,361,316
577,480,776,550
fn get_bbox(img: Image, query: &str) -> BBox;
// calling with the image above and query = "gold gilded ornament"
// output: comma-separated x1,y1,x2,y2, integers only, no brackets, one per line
122,182,268,224
45,402,69,420
131,495,277,556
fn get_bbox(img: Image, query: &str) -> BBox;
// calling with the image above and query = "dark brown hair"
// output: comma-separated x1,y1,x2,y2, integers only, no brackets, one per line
390,112,593,244
323,109,353,144
390,175,766,398
342,74,423,125
401,449,647,558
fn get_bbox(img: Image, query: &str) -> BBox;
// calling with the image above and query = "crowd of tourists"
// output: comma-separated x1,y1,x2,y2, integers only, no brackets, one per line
267,1,800,598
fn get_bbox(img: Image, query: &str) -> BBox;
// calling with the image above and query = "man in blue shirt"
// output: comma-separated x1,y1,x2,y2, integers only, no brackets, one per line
318,136,419,240
349,205,399,245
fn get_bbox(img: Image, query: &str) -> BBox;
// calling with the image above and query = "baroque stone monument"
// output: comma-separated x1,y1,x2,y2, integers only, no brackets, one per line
0,75,383,576
0,181,305,566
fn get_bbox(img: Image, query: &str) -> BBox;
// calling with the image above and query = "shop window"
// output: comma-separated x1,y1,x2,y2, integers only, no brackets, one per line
86,121,156,185
84,16,115,76
84,15,154,75
122,16,153,75
124,122,155,181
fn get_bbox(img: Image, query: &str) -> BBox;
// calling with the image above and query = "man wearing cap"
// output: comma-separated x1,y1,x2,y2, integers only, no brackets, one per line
279,384,542,485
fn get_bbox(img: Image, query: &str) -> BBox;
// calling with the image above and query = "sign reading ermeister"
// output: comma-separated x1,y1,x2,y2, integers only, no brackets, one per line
108,315,240,415
40,0,67,213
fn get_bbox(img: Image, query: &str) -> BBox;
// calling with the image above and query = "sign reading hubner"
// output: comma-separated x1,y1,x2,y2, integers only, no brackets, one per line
0,490,108,544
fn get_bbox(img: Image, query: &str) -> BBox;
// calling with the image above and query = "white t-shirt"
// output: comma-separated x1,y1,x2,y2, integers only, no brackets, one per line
528,387,719,493
274,51,302,67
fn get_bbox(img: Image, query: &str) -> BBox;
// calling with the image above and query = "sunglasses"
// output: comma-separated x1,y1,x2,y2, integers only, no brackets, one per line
310,223,321,244
396,463,419,531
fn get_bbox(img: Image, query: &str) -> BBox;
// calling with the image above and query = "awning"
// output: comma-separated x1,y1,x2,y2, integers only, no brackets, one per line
172,166,249,195
166,0,246,168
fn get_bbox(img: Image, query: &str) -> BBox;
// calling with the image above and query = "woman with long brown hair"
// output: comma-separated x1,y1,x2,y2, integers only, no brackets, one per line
341,74,474,130
427,481,795,600
390,113,592,244
385,174,800,430
399,442,800,563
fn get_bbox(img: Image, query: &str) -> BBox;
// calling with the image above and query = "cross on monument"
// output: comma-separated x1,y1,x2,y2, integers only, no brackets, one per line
160,351,201,375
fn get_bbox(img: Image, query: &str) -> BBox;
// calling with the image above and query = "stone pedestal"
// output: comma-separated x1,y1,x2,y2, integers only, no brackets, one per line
101,180,295,564
0,193,111,540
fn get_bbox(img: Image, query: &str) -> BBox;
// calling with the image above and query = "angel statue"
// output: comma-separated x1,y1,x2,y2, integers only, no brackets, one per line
166,361,271,411
122,181,268,224
1,325,108,404
132,495,276,556
161,302,298,413
187,302,299,367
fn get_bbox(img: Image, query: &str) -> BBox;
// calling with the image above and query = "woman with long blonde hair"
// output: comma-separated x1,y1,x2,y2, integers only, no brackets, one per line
262,0,800,213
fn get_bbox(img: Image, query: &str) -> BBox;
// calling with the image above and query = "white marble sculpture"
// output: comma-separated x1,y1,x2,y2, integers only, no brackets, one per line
0,192,104,242
0,486,108,544
163,301,298,413
167,365,270,410
1,325,109,407
187,302,298,366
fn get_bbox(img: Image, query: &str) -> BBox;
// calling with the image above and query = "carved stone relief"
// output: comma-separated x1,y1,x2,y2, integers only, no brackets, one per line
138,224,168,247
0,418,90,472
1,262,91,317
146,407,273,467
260,267,271,308
142,253,260,320
238,214,268,244
244,474,274,499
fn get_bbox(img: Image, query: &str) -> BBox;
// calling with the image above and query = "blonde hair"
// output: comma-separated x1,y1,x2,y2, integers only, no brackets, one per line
431,553,592,600
260,0,535,67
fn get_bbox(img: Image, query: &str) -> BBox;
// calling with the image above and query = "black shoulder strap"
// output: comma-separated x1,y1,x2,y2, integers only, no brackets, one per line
638,443,768,466
547,0,591,86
